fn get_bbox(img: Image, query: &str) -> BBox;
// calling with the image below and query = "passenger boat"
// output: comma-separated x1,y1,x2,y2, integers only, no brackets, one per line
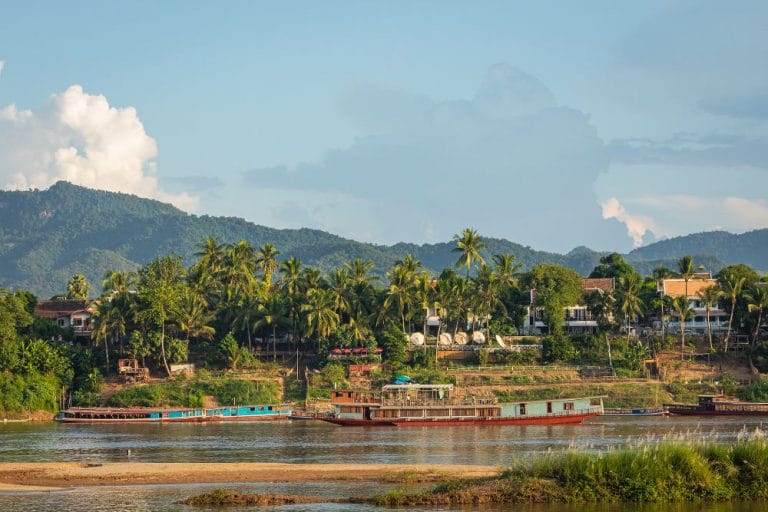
56,404,292,423
602,407,667,416
321,384,603,426
666,394,768,416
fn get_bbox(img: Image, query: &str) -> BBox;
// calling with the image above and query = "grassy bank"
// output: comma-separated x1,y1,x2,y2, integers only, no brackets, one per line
375,436,768,506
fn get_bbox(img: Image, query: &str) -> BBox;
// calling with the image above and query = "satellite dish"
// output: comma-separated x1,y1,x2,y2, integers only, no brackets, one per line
409,332,425,346
438,333,452,346
472,331,486,344
496,335,506,348
454,332,468,345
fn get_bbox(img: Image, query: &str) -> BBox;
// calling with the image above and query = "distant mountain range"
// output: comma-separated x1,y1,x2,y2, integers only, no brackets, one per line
0,182,765,298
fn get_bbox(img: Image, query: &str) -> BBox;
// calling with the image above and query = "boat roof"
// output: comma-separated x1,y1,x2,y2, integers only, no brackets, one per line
382,384,454,390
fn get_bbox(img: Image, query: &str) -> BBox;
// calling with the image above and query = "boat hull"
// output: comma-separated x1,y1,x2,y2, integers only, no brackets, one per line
55,414,291,423
666,409,768,416
321,411,600,427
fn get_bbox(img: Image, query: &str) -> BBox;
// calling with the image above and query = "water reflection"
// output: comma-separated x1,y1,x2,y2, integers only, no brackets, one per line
1,416,767,465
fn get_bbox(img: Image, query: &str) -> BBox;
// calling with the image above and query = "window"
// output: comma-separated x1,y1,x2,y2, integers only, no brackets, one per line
564,402,574,411
520,403,527,415
547,402,552,413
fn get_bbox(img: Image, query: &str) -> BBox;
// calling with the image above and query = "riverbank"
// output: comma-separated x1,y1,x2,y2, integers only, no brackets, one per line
0,462,499,492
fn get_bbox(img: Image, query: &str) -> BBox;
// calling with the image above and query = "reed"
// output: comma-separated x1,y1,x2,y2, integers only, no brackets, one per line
375,434,768,506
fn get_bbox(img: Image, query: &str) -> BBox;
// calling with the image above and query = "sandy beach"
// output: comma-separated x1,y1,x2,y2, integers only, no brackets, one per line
0,462,500,492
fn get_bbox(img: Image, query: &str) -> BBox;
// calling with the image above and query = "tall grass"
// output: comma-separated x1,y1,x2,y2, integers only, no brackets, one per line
377,434,768,505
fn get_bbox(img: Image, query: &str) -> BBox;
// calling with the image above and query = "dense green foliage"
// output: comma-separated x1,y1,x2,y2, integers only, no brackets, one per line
108,379,280,408
3,182,763,298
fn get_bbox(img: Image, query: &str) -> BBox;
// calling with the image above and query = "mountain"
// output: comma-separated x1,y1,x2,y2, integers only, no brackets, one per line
0,182,764,297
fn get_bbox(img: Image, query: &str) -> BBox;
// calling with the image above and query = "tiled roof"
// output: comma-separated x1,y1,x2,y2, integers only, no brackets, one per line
582,278,615,293
661,279,718,299
34,300,90,319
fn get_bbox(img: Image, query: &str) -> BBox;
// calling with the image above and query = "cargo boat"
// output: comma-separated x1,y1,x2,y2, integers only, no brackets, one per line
321,384,603,426
56,404,292,423
666,394,768,416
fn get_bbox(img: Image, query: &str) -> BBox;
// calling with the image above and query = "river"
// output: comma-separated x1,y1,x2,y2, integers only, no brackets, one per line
1,416,767,511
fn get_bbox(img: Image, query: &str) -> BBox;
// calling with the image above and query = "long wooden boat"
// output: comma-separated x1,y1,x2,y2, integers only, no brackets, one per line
56,404,292,423
603,407,667,417
666,395,768,416
321,384,603,427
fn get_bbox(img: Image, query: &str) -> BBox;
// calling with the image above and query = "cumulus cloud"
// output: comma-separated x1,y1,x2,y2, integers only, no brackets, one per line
601,197,665,247
0,60,4,76
0,84,197,210
243,63,619,251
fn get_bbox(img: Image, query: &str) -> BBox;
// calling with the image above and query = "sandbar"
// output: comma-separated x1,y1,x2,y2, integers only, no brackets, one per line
0,462,499,489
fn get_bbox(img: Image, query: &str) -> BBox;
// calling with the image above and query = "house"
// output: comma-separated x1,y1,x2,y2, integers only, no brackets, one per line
525,278,615,334
34,299,94,335
658,274,728,334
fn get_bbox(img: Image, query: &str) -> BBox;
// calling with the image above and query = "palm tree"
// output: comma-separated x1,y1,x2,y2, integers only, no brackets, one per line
677,255,703,304
697,285,722,351
195,236,225,276
721,273,746,352
66,274,90,300
102,270,137,297
493,253,521,289
618,273,644,345
174,287,216,343
452,228,486,279
256,243,280,286
279,256,303,346
327,268,351,319
301,288,339,340
382,263,416,334
90,299,112,371
653,265,674,340
672,296,694,360
746,285,768,347
256,293,288,361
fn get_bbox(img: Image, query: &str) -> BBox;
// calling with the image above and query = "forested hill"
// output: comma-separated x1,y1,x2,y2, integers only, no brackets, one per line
0,182,763,297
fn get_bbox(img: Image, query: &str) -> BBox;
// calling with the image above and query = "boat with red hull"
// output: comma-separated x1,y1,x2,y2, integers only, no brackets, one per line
666,394,768,416
321,384,603,427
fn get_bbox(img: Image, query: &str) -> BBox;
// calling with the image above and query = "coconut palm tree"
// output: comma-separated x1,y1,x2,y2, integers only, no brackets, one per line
256,293,288,361
452,228,486,279
279,256,303,346
301,288,339,340
746,285,768,347
676,255,703,304
653,265,674,340
194,236,225,276
720,273,746,352
697,285,722,351
672,296,694,360
618,273,644,345
174,287,216,343
66,274,90,300
493,253,522,289
382,263,416,334
256,243,280,286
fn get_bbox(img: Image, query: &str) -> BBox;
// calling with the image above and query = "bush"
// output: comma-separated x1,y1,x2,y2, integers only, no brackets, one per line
542,336,576,363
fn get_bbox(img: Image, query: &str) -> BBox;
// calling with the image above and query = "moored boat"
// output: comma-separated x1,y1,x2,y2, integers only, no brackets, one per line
666,394,768,416
56,404,292,423
321,384,603,426
602,407,667,416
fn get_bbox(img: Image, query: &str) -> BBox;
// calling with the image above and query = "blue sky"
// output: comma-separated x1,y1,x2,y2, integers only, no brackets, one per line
1,1,766,252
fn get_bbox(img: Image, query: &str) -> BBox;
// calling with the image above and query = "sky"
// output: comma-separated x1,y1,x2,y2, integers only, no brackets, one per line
1,1,767,253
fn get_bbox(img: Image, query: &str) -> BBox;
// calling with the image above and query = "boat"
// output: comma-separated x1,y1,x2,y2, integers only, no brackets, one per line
321,384,603,426
666,394,768,416
602,407,667,416
56,404,292,423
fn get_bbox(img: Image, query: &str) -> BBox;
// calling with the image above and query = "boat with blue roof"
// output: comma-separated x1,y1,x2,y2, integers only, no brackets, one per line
56,404,292,423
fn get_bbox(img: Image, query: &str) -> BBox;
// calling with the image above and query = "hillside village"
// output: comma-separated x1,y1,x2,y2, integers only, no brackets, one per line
2,227,766,419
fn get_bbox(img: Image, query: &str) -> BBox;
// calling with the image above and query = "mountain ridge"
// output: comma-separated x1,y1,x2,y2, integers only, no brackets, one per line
0,182,764,297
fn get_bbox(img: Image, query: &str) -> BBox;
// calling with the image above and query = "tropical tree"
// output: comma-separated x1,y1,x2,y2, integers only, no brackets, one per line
676,255,702,304
452,228,486,279
301,288,339,340
617,273,644,345
672,296,694,360
256,293,288,361
720,272,746,352
279,256,303,344
493,253,521,289
746,285,768,347
697,285,722,351
256,243,280,286
66,274,90,300
174,287,216,343
521,264,583,336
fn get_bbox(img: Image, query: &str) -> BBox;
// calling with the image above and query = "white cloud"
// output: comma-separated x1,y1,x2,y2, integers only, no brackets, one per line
601,197,666,247
603,193,768,246
0,60,5,76
0,84,197,211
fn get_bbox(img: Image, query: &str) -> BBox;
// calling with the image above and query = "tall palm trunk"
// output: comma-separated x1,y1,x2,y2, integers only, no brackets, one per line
725,298,736,352
706,305,713,351
680,324,686,361
104,334,110,373
160,322,171,376
754,308,764,348
273,325,277,362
